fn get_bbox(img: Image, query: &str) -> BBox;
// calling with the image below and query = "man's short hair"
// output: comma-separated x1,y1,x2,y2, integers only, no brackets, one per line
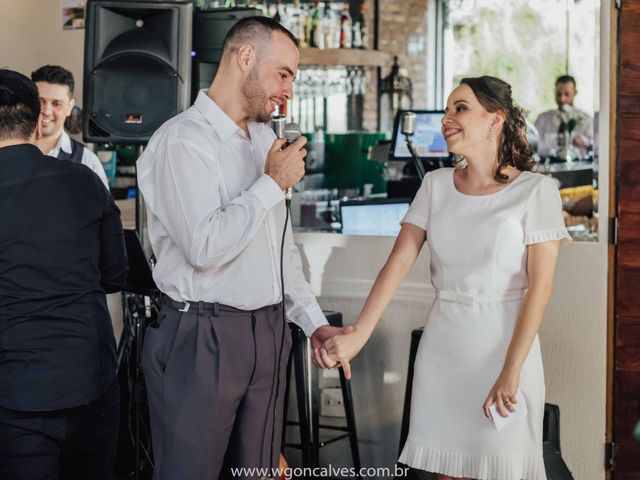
0,69,41,141
31,65,75,97
555,75,576,88
222,16,299,57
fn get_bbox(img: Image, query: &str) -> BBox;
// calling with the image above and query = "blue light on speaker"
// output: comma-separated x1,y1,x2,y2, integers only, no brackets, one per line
191,50,196,57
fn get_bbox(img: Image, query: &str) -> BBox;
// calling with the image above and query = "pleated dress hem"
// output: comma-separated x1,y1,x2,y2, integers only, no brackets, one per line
399,439,547,480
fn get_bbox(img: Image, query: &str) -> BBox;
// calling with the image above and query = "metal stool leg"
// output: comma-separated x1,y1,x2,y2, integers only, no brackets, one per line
281,353,293,451
399,328,423,456
311,364,320,467
339,367,362,475
292,325,316,468
284,315,360,476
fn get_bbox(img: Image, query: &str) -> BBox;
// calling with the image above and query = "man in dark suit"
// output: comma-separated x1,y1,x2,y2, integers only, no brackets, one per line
0,69,128,480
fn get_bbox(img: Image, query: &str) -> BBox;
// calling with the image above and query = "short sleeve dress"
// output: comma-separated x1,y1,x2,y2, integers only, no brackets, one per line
397,168,571,480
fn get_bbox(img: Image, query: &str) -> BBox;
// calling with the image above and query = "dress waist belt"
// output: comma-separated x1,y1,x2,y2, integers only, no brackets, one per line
435,289,526,306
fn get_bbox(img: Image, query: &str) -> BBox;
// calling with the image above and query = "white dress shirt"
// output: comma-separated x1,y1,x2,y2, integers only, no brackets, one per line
137,91,327,337
46,130,109,188
534,107,594,158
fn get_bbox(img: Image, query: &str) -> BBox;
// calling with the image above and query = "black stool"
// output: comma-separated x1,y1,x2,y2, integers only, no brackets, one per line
398,328,573,479
282,311,361,475
398,328,424,457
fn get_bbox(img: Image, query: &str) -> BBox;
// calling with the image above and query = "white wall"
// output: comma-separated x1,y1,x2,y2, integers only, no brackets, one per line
0,0,86,105
294,232,608,480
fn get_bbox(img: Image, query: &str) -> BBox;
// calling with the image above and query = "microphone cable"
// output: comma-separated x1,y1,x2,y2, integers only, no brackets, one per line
267,196,292,479
266,117,302,478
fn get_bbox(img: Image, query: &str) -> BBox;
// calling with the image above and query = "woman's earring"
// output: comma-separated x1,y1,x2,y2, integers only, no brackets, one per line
489,126,495,142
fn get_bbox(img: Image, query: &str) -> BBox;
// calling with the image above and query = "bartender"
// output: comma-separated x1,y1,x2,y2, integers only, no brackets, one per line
31,65,109,187
534,75,594,159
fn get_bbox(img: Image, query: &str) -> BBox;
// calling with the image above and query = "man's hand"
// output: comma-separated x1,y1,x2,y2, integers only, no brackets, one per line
322,327,369,380
572,134,591,150
310,325,355,373
265,136,307,191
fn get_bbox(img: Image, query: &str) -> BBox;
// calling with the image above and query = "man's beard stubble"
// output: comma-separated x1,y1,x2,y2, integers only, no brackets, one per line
241,68,272,123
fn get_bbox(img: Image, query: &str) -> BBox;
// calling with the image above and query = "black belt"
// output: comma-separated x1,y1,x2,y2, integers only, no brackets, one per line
163,295,280,316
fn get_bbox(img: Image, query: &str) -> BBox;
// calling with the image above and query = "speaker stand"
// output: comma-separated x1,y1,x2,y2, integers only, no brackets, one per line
120,291,157,480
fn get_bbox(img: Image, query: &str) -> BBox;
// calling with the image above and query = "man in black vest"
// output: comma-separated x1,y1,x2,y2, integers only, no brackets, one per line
0,69,128,480
31,65,110,187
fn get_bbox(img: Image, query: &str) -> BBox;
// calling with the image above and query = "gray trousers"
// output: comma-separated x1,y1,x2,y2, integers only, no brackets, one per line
142,299,292,480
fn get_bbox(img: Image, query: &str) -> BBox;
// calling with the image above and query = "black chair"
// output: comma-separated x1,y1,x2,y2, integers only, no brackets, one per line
543,403,574,479
399,328,573,479
282,312,361,476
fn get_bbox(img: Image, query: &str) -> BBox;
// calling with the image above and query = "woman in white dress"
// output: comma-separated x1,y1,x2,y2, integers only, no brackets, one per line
323,76,570,480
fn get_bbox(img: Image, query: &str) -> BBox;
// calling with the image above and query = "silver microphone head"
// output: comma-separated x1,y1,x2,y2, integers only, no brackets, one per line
271,115,286,139
283,122,302,144
283,122,302,202
401,111,416,136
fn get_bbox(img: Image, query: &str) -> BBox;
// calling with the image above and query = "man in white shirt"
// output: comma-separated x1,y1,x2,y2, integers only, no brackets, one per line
137,16,351,480
534,75,594,159
31,65,109,187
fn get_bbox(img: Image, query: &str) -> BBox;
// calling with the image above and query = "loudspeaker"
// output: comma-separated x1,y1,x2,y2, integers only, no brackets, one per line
83,0,193,144
191,7,261,102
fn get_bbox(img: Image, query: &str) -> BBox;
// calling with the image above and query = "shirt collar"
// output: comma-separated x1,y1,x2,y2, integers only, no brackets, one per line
47,130,72,156
0,143,43,162
194,90,242,142
59,130,72,154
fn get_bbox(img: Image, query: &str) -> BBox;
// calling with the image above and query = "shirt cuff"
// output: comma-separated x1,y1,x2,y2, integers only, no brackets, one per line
524,227,572,245
249,174,285,210
288,301,329,338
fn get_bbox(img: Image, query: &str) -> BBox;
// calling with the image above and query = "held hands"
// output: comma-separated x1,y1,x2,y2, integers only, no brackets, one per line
310,324,355,369
321,326,370,380
265,136,307,191
482,366,521,420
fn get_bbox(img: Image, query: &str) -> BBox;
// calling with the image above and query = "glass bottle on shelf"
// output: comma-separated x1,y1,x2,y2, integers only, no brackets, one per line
298,3,309,47
309,3,318,47
352,2,366,49
279,3,290,30
557,120,566,149
265,0,277,18
312,3,325,49
290,11,302,41
322,4,335,49
273,0,281,22
304,4,313,46
340,4,352,48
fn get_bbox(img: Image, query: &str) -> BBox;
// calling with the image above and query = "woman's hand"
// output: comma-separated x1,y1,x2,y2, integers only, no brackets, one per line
322,326,370,379
310,325,354,369
482,366,521,419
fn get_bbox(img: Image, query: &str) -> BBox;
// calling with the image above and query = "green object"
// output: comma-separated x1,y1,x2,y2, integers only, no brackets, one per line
310,3,321,48
634,420,640,442
323,132,386,195
115,145,139,166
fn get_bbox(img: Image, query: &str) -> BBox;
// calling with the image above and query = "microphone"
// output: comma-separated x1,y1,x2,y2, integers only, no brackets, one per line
400,110,427,180
283,122,301,144
401,111,416,136
271,116,302,201
271,115,286,140
282,122,302,200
